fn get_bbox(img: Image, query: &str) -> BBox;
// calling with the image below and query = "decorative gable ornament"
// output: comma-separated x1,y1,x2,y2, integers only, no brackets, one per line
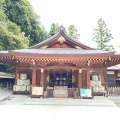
75,46,82,49
41,45,48,49
57,35,66,44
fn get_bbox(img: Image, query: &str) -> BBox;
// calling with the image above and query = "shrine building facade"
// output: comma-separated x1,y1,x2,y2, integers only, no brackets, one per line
0,26,120,97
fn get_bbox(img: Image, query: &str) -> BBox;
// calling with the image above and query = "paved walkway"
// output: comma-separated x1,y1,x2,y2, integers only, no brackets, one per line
0,89,117,107
25,97,116,107
0,89,120,120
0,88,13,102
0,105,120,120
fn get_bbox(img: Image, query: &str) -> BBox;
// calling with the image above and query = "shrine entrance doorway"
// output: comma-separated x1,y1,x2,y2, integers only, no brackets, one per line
49,71,72,88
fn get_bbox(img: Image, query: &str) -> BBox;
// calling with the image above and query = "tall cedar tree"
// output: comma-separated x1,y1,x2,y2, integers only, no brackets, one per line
48,23,59,37
68,25,80,40
92,18,114,51
48,24,80,40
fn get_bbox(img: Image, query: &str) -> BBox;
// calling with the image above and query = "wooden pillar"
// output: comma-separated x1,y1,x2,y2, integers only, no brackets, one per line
114,71,117,87
104,69,107,90
87,68,90,89
40,68,44,87
39,69,41,86
78,69,82,88
32,66,36,86
15,66,19,84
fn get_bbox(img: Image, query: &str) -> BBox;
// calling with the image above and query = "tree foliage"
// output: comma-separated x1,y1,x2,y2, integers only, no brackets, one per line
0,0,29,50
48,23,59,37
0,21,29,50
4,0,48,46
0,0,29,72
0,62,10,72
0,0,7,34
92,18,114,51
68,25,80,40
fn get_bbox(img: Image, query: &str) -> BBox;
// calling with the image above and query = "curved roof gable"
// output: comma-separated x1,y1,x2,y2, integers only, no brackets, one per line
29,26,94,50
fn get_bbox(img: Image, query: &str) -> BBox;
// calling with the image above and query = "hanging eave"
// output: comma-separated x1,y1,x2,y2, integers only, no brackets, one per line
105,54,120,67
8,50,115,58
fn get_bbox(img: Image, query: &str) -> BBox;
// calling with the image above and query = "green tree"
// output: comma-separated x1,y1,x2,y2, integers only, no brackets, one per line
0,0,29,72
0,0,7,34
68,25,80,40
92,18,114,51
0,21,29,71
4,0,48,46
0,21,29,50
48,23,59,37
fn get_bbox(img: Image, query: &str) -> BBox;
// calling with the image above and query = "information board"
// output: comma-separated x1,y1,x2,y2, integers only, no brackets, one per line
80,89,92,97
32,87,43,95
54,86,68,98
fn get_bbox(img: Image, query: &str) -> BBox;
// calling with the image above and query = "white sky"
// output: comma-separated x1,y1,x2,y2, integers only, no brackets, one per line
29,0,120,52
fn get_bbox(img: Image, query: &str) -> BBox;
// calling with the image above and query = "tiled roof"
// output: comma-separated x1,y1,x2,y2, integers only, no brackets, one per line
115,52,120,55
29,26,94,50
107,64,120,70
12,48,108,54
0,51,8,53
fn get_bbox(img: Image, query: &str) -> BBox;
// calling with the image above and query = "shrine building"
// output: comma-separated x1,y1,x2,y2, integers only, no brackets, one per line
0,26,120,98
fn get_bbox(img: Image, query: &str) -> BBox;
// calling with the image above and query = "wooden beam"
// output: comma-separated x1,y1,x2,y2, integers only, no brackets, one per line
15,65,19,84
17,66,31,69
106,60,120,67
44,65,78,70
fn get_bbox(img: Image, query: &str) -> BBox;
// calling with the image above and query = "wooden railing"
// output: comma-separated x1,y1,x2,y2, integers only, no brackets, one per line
107,87,120,96
0,81,14,90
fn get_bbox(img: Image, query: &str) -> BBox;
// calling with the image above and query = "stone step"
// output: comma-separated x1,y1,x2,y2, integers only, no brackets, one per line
25,97,116,107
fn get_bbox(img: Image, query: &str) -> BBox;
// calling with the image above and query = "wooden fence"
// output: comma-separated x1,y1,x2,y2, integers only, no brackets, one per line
107,87,120,96
0,81,14,90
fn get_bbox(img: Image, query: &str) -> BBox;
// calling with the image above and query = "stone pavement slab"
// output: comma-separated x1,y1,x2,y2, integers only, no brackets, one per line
0,88,13,102
0,94,29,105
0,105,120,120
25,96,116,107
108,96,120,105
0,89,116,107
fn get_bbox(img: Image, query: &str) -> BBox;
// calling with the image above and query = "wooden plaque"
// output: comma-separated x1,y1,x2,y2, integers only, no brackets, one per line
80,89,92,98
32,87,43,95
54,86,68,98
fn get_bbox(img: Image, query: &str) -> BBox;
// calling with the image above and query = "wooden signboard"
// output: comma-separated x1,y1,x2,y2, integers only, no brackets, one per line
54,86,68,98
32,87,43,95
80,89,92,98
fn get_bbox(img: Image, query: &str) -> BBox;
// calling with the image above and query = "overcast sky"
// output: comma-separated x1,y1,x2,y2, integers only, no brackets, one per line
29,0,120,52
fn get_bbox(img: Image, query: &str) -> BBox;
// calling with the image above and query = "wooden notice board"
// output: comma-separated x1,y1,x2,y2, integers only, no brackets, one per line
54,86,68,98
32,87,43,95
80,89,92,98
